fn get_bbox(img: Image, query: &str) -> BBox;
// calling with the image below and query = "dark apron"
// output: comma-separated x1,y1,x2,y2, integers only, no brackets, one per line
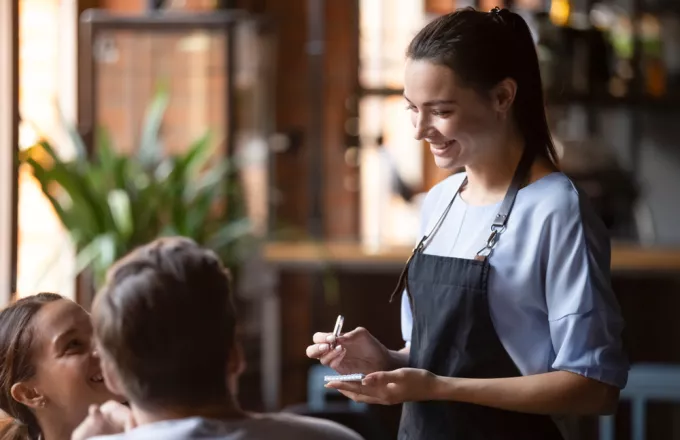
390,150,564,440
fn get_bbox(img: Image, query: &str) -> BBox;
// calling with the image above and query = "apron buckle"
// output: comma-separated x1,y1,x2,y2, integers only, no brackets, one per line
486,229,499,249
475,227,504,261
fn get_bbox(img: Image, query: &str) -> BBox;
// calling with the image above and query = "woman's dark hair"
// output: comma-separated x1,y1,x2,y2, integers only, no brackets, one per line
0,292,63,440
407,7,558,165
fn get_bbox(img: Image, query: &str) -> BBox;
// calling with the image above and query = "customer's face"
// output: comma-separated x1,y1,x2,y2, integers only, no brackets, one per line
24,300,116,428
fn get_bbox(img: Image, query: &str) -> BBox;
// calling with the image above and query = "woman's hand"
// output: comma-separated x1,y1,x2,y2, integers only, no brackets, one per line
331,369,620,415
99,400,136,431
306,327,392,374
325,368,439,405
71,401,135,440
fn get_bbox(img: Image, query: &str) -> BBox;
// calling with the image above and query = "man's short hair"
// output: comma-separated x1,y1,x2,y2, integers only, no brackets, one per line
92,237,236,409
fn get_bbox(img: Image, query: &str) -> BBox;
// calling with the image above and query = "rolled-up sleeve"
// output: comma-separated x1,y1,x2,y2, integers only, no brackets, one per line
401,291,413,346
545,189,629,388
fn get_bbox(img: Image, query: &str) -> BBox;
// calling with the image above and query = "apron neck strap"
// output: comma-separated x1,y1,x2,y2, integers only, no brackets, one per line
474,147,535,260
389,148,535,302
492,146,535,230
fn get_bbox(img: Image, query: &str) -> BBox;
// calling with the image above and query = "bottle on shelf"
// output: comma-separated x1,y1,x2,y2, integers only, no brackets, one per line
639,13,667,98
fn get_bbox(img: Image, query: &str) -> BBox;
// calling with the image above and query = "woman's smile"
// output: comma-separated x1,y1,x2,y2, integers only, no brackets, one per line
429,139,457,157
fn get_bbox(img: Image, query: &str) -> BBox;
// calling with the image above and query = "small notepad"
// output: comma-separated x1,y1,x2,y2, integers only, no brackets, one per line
324,373,365,382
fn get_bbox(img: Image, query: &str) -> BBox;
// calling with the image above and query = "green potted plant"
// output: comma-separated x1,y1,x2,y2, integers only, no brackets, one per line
20,87,255,292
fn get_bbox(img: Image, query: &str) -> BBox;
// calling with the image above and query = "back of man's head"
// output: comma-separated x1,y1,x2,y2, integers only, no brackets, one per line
92,237,236,410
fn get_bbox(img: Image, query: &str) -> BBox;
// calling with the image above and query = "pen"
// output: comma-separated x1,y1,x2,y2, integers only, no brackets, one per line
331,315,344,349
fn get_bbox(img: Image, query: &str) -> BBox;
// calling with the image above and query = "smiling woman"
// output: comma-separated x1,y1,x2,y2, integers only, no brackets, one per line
309,7,628,440
0,293,117,440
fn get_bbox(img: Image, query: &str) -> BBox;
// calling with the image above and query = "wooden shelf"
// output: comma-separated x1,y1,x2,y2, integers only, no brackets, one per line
263,241,680,274
545,94,680,110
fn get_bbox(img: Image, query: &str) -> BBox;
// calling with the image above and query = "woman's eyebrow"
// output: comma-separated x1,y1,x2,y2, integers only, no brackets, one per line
403,95,456,106
52,328,77,347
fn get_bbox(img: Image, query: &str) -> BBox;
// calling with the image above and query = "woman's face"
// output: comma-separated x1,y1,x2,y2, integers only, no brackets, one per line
404,59,505,171
24,299,116,428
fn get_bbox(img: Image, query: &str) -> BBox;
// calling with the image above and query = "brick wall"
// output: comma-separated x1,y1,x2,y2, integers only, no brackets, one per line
92,0,361,410
94,0,360,238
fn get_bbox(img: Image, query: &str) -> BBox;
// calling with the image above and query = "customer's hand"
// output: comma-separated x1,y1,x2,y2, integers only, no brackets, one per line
99,401,136,431
306,327,391,374
71,401,135,440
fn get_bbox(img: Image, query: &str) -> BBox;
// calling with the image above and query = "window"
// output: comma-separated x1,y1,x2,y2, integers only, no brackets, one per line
0,0,18,305
359,0,466,249
358,0,426,249
15,0,77,298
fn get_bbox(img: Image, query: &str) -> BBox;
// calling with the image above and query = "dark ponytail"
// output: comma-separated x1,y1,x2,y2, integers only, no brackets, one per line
0,293,63,440
407,7,558,165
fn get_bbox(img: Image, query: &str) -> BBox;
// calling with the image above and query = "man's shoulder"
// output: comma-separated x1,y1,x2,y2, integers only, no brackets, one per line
87,413,363,440
251,412,363,439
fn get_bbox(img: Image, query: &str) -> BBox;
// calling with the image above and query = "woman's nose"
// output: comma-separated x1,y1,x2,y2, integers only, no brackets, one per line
413,114,428,141
91,343,100,358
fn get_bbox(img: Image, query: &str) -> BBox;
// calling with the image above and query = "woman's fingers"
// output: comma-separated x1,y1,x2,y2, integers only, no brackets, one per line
325,380,362,393
326,347,347,369
306,343,328,359
363,370,397,386
315,328,362,346
335,389,384,405
306,342,342,360
312,332,333,344
319,345,345,366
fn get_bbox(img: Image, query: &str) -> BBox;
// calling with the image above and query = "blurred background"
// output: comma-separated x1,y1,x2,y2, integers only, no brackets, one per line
2,0,680,438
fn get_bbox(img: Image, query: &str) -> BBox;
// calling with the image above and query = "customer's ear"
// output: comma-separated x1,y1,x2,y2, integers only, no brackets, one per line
11,382,45,410
101,357,126,398
228,341,246,378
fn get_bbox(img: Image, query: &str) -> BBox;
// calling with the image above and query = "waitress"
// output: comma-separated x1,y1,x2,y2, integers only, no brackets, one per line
306,6,628,440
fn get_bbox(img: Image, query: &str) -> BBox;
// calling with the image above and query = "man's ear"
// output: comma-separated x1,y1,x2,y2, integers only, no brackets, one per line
491,77,518,117
10,382,45,410
100,357,125,398
228,341,246,378
226,341,246,397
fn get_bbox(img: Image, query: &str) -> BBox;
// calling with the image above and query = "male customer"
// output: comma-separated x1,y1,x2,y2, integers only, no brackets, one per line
73,237,362,440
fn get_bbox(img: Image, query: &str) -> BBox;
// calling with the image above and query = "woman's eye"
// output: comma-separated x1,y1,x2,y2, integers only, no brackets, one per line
65,339,84,352
432,110,452,117
405,104,417,112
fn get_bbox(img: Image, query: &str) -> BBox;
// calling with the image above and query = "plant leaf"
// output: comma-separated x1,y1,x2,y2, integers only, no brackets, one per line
55,101,88,161
205,217,252,250
138,86,170,169
181,131,214,178
74,233,117,288
107,189,133,241
27,142,119,243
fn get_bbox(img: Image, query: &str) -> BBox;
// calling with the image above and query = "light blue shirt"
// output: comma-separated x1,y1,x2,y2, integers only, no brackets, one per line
89,413,362,440
401,172,629,389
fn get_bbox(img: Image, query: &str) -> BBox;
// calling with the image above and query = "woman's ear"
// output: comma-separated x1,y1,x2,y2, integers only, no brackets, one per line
491,78,517,116
10,382,45,410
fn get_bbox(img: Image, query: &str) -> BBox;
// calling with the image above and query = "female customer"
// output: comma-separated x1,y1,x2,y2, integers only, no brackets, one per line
307,7,628,439
0,293,118,440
